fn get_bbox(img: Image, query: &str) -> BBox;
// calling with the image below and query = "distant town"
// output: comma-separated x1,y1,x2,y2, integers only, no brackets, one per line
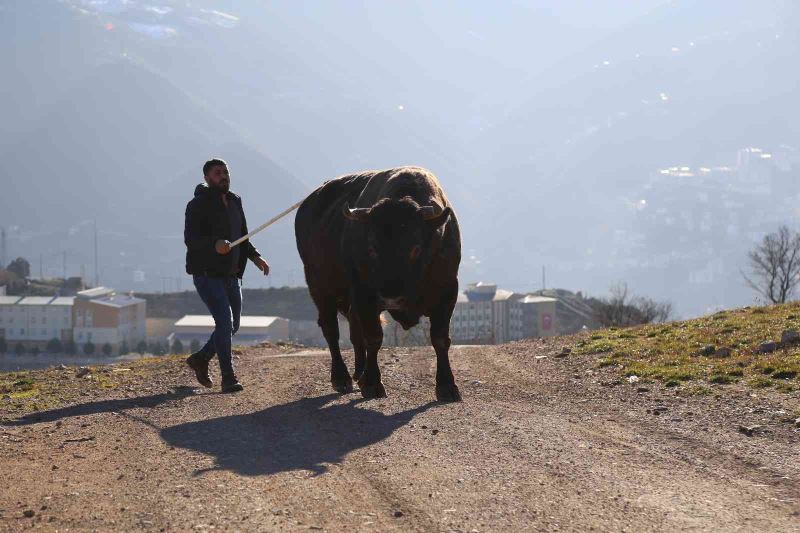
2,251,629,365
0,274,569,359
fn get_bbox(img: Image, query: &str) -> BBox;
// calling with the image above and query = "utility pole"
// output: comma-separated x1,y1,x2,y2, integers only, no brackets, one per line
0,227,6,268
93,219,99,287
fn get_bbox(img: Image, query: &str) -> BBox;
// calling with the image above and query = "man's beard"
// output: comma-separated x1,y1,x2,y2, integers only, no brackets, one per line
210,179,230,192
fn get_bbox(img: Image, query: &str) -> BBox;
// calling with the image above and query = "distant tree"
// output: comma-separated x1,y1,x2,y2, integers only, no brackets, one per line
119,340,129,355
64,339,77,355
136,340,148,354
30,345,40,356
0,338,6,353
592,283,673,328
151,342,166,356
171,339,184,354
743,225,800,304
189,339,201,353
15,342,26,354
6,257,31,279
46,338,63,353
102,343,113,356
83,341,95,355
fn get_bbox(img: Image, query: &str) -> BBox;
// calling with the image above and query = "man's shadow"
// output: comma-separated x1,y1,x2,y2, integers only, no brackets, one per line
4,386,198,426
160,394,436,477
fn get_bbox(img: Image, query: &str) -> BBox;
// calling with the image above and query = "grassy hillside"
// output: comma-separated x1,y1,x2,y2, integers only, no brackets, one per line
571,302,800,393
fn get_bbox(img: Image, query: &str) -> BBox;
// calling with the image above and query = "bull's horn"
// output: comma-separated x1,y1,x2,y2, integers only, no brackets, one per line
342,203,372,222
420,202,446,220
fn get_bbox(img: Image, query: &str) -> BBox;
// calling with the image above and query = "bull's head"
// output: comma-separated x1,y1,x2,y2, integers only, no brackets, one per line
343,197,451,310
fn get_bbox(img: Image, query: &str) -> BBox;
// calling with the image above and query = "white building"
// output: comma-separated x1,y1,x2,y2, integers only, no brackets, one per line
451,283,524,344
0,295,22,343
449,283,560,344
0,287,145,353
0,295,74,347
170,315,290,348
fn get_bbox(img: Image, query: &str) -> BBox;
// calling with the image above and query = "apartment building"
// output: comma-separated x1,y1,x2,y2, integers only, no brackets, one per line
451,283,524,344
0,295,74,347
73,287,147,350
450,283,559,344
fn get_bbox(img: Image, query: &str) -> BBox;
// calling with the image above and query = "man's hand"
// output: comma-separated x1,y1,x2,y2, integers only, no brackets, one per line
215,240,232,255
253,256,270,276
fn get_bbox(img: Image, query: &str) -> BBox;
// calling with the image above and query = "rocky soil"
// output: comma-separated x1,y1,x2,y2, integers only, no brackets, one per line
1,337,799,531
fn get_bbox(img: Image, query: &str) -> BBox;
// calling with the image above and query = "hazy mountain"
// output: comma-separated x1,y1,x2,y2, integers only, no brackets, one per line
3,0,799,317
465,0,800,313
2,57,305,290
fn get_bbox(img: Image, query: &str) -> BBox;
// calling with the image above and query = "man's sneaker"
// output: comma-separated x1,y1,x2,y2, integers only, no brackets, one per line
186,353,213,388
221,375,244,393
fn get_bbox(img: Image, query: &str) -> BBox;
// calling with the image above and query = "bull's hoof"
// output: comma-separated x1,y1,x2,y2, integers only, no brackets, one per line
435,383,462,403
331,375,354,394
359,381,387,399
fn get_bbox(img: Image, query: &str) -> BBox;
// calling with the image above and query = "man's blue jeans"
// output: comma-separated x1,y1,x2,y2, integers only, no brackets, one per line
193,275,242,377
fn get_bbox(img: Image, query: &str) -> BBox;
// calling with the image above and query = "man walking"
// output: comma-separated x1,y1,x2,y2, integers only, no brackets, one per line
184,158,270,392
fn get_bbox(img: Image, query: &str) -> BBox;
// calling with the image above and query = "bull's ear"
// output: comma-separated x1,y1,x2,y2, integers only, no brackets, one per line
342,202,372,222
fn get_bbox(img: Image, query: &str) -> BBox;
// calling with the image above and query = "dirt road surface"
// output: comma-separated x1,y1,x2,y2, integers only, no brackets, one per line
1,340,799,531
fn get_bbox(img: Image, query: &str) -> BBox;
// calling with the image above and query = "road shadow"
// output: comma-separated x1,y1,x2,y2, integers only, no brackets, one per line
160,393,436,477
4,386,198,426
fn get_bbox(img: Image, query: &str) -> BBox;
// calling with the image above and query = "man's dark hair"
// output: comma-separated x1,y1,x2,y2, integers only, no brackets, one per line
203,158,227,176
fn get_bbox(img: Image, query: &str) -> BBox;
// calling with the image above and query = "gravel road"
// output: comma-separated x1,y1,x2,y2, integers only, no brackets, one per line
1,340,798,531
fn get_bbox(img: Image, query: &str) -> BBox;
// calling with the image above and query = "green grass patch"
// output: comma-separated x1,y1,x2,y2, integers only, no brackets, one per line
748,376,773,388
567,301,800,390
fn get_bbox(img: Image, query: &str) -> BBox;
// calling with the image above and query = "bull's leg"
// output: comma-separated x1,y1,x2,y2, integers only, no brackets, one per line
348,309,367,382
352,294,386,399
318,299,353,393
429,282,461,402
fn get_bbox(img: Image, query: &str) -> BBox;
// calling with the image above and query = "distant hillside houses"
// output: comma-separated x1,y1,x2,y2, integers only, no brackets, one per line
0,287,146,354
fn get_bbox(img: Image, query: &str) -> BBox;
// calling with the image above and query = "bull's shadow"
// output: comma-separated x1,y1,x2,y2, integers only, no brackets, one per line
160,394,435,477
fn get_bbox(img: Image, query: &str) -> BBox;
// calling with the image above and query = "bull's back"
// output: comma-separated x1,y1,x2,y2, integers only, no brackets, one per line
295,173,373,289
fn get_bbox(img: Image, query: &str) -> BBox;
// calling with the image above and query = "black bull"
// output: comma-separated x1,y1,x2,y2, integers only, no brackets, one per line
294,166,462,401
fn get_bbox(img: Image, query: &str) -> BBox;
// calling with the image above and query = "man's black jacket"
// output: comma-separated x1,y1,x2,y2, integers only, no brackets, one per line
184,183,261,278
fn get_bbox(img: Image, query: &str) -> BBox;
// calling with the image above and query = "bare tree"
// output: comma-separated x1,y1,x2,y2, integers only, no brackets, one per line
634,297,673,324
592,282,673,327
743,225,800,304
